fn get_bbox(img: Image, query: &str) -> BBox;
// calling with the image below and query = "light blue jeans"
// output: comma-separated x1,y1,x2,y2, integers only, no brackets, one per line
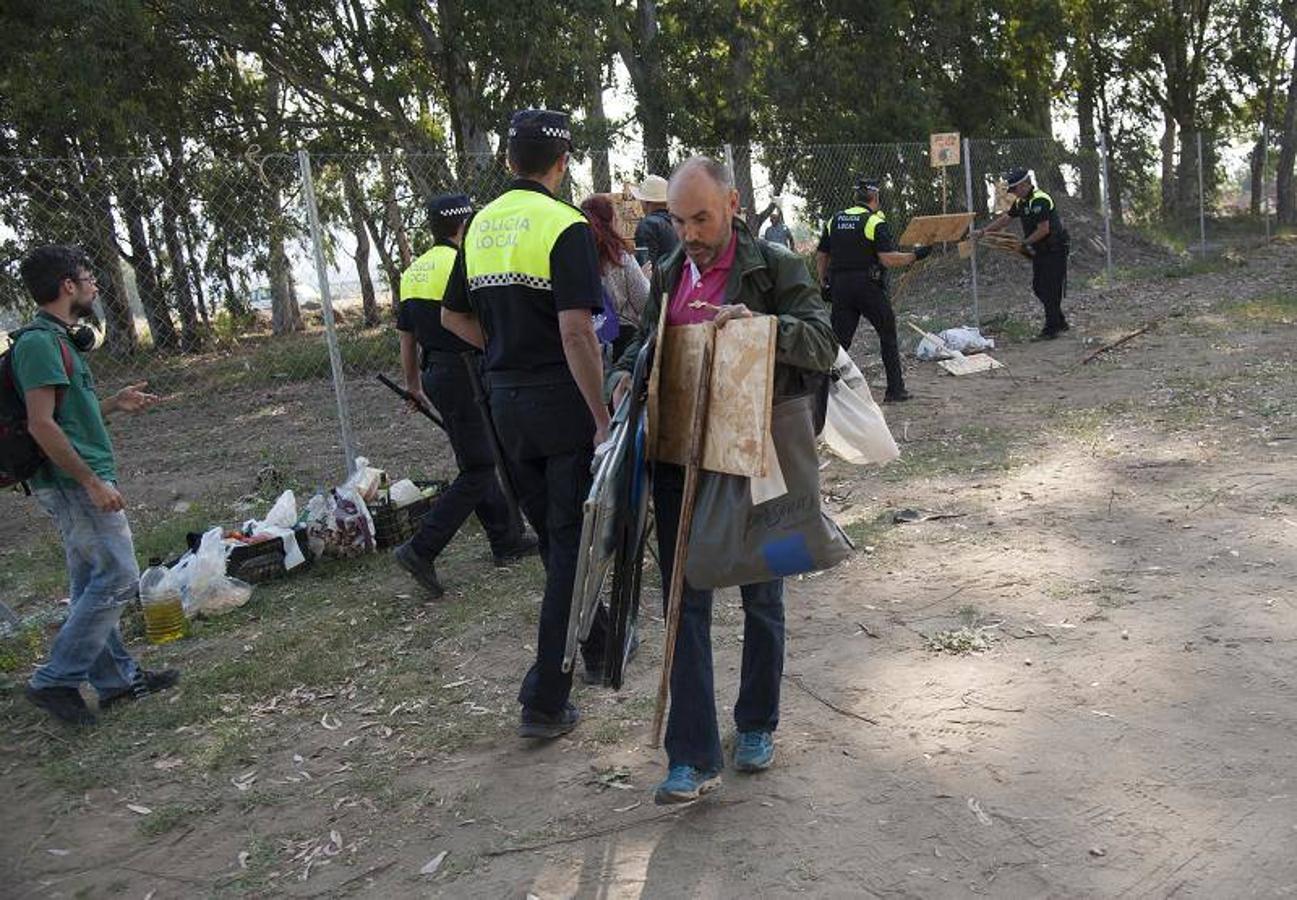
29,482,140,694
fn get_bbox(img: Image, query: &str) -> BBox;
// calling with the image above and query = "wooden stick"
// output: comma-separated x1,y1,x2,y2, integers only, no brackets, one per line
1081,322,1155,365
650,326,715,748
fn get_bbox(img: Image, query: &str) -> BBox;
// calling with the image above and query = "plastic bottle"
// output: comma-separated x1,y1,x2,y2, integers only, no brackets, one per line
139,563,187,644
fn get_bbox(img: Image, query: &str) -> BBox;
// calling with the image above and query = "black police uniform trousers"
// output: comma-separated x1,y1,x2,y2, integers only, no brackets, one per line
830,269,905,396
1031,248,1069,333
408,355,518,562
489,373,608,714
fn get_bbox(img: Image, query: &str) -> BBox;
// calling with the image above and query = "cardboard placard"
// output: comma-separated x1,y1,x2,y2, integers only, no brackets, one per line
899,213,975,246
930,132,961,167
649,316,776,477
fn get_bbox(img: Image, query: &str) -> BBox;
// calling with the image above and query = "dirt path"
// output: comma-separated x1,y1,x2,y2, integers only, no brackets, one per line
3,240,1296,898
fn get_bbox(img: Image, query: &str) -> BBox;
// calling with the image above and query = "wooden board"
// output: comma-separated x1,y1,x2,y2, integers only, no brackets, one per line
899,213,975,246
649,316,776,477
938,353,1004,377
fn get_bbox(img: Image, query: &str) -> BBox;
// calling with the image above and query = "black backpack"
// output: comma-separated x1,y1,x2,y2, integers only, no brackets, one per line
0,326,74,491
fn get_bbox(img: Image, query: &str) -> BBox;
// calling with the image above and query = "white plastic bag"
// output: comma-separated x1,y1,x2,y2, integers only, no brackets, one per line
822,348,900,466
183,527,253,616
341,456,383,502
242,490,306,571
937,327,994,353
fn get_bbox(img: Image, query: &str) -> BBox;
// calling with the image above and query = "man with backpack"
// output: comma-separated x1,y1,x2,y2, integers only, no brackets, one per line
4,245,179,725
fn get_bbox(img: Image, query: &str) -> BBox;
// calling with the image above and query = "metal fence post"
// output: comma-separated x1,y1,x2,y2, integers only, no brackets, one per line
1262,123,1271,241
1196,132,1207,256
723,143,735,178
1098,131,1114,282
298,149,358,476
963,137,980,325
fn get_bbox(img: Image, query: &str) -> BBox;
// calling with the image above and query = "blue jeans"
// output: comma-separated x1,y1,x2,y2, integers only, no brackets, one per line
654,464,785,773
29,482,140,695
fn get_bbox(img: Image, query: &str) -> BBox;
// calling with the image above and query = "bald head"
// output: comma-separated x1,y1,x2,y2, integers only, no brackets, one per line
668,156,739,271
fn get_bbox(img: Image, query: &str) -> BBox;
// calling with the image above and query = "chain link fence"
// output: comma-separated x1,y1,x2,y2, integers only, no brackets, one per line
0,134,1283,509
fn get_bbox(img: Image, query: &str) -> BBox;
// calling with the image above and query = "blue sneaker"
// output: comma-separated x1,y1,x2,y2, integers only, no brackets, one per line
734,730,775,772
653,765,722,805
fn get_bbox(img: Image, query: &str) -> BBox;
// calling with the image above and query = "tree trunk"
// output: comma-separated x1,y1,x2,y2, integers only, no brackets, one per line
1278,35,1297,225
1159,111,1178,217
181,208,209,324
262,75,302,335
586,59,612,193
382,157,413,270
161,141,202,351
82,162,137,354
616,0,670,173
365,217,403,315
119,172,178,352
218,241,249,318
1076,52,1100,211
406,0,493,177
343,169,379,327
724,0,757,224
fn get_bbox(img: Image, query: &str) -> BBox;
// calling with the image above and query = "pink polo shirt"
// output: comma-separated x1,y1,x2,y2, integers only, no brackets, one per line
666,231,737,325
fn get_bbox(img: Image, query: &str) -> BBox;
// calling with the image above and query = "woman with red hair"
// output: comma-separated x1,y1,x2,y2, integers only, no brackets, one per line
581,194,649,363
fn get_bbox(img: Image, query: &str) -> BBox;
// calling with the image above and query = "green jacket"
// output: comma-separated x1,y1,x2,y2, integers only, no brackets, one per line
609,218,837,399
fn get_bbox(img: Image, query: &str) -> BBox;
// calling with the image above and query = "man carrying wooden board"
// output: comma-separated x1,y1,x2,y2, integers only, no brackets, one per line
816,177,932,403
972,167,1071,339
608,157,836,805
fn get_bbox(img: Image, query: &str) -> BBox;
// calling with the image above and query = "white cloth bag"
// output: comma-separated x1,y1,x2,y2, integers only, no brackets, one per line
822,347,900,465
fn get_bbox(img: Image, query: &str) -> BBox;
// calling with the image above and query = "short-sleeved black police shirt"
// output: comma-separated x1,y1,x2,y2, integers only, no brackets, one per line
1008,190,1064,244
396,242,477,357
442,179,603,375
816,207,896,271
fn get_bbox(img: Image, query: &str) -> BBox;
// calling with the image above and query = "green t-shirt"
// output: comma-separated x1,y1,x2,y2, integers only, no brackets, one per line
11,318,117,489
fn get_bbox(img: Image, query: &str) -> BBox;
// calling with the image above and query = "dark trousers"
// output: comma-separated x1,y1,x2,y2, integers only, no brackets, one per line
408,361,517,560
491,379,607,714
1031,250,1069,332
654,463,785,773
830,271,905,397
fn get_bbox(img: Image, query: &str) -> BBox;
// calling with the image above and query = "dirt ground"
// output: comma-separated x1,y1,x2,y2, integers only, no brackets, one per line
2,237,1296,898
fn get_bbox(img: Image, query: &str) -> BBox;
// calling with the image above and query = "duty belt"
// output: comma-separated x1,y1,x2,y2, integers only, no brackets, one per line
422,349,469,368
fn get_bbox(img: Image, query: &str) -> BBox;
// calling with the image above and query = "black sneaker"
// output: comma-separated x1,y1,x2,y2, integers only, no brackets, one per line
518,701,580,739
493,534,540,567
25,685,96,726
394,541,445,599
883,388,911,404
1037,328,1060,341
1058,321,1071,333
99,668,181,709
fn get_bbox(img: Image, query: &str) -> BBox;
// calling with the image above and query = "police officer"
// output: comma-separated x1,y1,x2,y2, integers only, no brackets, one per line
441,109,610,740
974,168,1070,338
392,194,537,599
816,177,931,403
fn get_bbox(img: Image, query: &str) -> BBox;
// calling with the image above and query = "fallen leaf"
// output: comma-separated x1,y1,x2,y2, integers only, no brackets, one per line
153,757,183,771
612,801,642,813
420,850,448,876
321,713,341,730
126,803,153,815
46,848,70,857
238,851,251,869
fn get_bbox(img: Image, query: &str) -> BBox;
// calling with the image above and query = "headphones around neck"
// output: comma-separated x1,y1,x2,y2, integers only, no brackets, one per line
36,310,100,353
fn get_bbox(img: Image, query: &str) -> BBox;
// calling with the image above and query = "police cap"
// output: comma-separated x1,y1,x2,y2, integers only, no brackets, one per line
854,176,881,197
428,193,473,222
1004,168,1031,189
508,109,573,146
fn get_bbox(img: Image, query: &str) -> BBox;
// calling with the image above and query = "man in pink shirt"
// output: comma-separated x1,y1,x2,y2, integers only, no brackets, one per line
608,157,837,805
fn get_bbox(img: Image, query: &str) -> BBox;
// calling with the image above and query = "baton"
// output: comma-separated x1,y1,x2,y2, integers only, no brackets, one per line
459,353,524,536
376,374,446,431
